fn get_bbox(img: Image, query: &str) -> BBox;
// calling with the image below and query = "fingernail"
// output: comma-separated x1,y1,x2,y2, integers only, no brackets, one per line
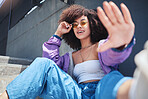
103,1,109,5
104,1,108,3
109,1,114,5
97,7,103,12
120,3,125,7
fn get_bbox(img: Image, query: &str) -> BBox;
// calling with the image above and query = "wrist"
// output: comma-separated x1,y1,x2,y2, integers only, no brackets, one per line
116,44,128,50
55,31,62,37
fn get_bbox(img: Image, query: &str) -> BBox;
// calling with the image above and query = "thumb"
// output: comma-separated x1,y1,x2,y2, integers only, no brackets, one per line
97,40,112,52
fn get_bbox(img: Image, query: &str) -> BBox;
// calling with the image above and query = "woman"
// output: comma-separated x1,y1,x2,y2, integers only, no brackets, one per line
0,1,135,99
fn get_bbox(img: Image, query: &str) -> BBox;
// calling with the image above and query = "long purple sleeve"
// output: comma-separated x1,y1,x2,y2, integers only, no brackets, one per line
42,36,70,73
42,36,135,75
98,38,136,74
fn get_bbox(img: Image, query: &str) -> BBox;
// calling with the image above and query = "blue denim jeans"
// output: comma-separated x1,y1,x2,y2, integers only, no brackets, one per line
6,57,132,99
79,81,99,99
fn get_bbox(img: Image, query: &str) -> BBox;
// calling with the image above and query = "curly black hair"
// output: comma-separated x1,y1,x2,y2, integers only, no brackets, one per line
59,4,108,50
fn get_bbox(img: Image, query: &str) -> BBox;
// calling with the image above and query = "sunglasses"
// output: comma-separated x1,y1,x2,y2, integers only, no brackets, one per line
72,20,88,29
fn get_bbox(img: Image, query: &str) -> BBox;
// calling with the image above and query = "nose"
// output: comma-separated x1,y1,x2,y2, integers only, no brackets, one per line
77,23,82,28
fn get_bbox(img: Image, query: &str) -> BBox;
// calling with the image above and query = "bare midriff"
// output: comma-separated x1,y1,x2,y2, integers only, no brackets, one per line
80,79,100,84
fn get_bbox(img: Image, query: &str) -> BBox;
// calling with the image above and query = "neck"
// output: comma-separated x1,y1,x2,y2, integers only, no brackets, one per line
80,38,92,49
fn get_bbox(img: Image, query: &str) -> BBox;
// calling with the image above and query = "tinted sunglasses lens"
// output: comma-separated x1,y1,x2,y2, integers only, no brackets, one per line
80,21,87,26
72,21,87,28
72,23,78,28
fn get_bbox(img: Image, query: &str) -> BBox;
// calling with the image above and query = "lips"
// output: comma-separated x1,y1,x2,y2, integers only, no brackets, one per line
77,30,85,34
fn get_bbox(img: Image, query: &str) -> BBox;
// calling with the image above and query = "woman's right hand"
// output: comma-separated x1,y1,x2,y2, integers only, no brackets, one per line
55,21,72,37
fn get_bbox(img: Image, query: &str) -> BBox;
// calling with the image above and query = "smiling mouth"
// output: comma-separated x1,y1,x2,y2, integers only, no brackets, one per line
77,30,85,34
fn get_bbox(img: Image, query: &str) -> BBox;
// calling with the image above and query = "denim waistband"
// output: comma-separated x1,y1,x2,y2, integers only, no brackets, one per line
79,80,99,86
78,81,99,98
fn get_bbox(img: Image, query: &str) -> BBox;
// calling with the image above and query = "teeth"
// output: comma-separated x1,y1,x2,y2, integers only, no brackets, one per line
78,31,84,33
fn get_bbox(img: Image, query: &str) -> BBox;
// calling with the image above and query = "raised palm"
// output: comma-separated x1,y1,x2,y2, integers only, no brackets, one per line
97,1,135,52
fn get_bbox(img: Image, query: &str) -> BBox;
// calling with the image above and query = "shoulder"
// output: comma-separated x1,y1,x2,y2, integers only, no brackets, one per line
93,42,99,51
72,50,79,57
95,42,99,47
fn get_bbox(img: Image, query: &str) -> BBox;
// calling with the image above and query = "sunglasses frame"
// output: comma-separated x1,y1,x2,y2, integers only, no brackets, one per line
72,19,88,29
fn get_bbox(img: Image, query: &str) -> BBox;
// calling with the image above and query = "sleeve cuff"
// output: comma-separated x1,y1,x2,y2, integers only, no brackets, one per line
46,36,61,46
111,36,136,52
53,35,62,41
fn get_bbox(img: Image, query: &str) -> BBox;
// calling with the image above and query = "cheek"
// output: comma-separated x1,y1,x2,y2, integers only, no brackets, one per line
73,29,77,36
85,26,91,34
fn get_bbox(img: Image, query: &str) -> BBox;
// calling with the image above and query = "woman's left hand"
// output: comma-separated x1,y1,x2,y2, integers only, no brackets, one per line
97,1,135,52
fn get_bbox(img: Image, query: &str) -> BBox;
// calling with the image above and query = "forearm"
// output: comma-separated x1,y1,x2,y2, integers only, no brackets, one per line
42,36,61,59
42,35,70,72
55,31,62,38
98,37,135,66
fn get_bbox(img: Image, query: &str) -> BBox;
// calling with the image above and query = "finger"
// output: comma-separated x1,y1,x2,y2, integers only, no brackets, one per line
97,40,112,52
64,21,68,28
62,21,69,29
120,3,133,23
103,1,117,24
67,24,72,31
97,6,112,29
64,22,72,29
109,1,124,23
61,22,66,27
66,23,70,29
